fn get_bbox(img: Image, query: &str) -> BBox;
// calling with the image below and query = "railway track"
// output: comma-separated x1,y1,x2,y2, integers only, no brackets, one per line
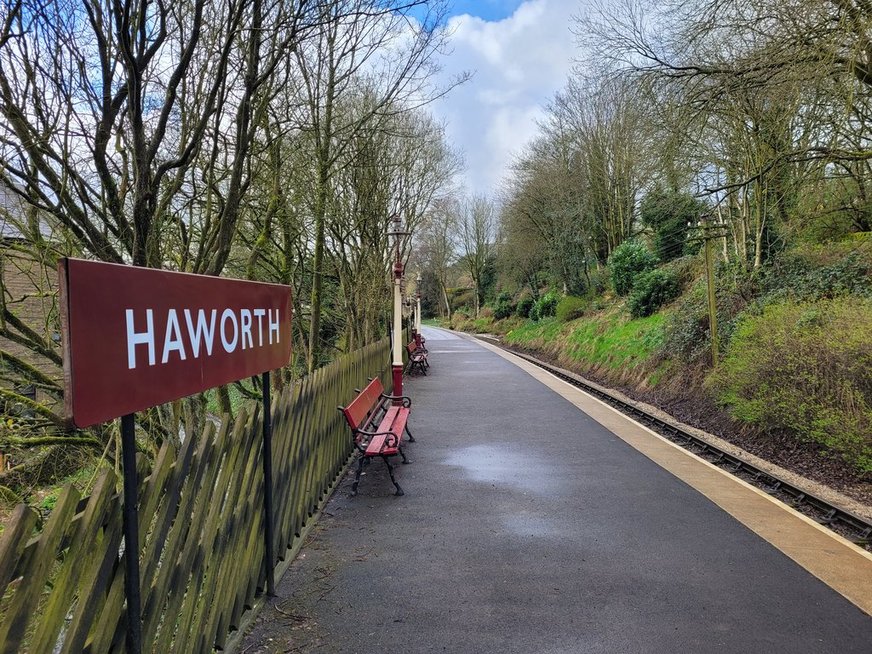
481,337,872,551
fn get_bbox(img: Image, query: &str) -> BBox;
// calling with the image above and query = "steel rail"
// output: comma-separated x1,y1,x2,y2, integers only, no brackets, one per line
483,338,872,550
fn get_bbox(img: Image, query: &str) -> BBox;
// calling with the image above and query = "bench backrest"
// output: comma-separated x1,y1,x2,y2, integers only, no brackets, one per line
406,341,417,353
341,377,385,430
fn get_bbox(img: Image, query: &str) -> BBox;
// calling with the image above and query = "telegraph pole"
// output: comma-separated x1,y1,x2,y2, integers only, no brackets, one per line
694,214,728,368
703,228,719,367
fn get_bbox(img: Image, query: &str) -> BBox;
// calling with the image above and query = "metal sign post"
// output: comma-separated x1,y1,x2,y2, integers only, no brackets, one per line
260,371,276,596
120,413,142,654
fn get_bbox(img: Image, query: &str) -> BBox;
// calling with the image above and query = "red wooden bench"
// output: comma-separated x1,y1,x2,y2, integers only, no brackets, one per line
339,377,414,496
406,341,428,375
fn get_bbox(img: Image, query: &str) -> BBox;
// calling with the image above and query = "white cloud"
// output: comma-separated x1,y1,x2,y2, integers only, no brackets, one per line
432,0,580,197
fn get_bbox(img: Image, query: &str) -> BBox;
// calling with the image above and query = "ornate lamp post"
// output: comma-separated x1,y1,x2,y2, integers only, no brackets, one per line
405,296,415,333
415,271,422,349
388,214,409,399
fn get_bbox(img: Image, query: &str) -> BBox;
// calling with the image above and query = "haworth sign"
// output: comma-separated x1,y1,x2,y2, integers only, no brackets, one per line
59,258,292,427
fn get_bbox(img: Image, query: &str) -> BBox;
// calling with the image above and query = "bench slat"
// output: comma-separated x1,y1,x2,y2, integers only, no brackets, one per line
341,378,386,430
379,408,408,439
361,406,409,456
364,434,394,456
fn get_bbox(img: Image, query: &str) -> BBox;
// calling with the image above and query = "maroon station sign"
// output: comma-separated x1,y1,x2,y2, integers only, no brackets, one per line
59,258,292,428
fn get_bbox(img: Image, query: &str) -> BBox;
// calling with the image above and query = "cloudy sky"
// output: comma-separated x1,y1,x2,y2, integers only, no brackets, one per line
431,0,583,197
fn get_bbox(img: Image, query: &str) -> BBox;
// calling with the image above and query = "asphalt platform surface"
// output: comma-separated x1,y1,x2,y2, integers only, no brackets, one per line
241,327,872,653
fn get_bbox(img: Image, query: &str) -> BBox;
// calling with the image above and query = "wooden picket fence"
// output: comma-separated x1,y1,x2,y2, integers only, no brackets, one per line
0,337,393,653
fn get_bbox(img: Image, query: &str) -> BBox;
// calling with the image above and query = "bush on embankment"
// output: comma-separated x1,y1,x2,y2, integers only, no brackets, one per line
708,298,872,471
628,268,681,318
516,295,534,318
531,290,560,320
608,239,658,296
555,295,589,322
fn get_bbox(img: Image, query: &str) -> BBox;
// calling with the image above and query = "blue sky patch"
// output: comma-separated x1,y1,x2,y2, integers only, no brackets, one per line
447,0,525,21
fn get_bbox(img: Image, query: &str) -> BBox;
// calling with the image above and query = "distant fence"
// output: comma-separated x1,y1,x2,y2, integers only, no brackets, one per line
0,337,393,653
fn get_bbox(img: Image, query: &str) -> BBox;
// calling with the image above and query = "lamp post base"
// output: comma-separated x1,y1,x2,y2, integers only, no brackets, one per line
392,363,404,403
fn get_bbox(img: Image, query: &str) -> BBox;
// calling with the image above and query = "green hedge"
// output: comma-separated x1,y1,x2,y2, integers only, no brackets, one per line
493,292,515,320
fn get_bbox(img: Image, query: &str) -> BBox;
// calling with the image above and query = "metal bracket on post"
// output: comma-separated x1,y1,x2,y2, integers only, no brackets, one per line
120,413,142,654
261,371,276,596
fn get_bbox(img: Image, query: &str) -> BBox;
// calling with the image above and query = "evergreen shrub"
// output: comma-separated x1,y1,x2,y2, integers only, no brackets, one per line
532,290,560,321
609,240,658,296
640,187,706,262
516,296,534,318
628,269,681,318
493,292,515,320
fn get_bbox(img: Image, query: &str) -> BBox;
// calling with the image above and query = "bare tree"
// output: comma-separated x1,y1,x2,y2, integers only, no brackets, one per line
0,0,326,441
289,0,463,371
418,198,459,319
457,195,497,317
556,74,651,259
0,0,463,464
500,135,578,294
498,72,651,297
328,100,458,350
574,0,872,265
0,0,311,269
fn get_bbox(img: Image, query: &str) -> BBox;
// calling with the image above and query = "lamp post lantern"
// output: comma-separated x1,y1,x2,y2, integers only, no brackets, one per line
388,214,409,400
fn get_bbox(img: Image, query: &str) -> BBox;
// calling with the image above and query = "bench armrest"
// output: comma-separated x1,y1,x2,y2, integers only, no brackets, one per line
381,393,411,408
354,428,401,448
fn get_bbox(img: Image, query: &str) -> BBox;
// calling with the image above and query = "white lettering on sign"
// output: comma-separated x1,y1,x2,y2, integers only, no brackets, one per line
240,309,253,350
184,309,217,357
269,308,280,344
126,307,283,369
162,309,186,363
220,309,238,353
253,309,265,346
126,309,156,369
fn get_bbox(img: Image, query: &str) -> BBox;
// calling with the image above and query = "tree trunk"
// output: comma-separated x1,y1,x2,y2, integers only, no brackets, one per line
307,171,329,372
441,280,451,320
